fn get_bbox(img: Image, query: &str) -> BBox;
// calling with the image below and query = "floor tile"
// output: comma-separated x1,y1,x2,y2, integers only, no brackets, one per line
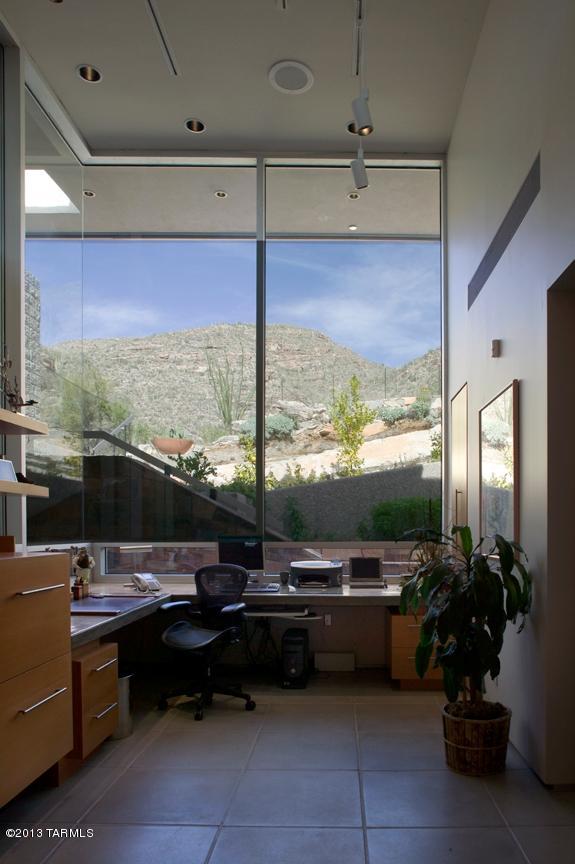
249,724,357,769
42,825,216,864
134,724,260,770
356,703,441,735
368,827,526,863
82,767,239,825
225,770,362,827
513,826,575,864
363,770,503,827
209,827,366,864
360,733,446,770
484,770,575,826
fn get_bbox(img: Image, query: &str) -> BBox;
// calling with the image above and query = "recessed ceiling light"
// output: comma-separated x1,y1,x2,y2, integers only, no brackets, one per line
347,122,359,134
348,192,360,200
83,189,96,198
348,225,358,231
185,118,205,133
77,64,102,83
214,190,228,199
269,60,314,94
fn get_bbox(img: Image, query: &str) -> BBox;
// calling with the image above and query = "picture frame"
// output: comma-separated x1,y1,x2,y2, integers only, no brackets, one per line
479,380,519,541
0,458,17,483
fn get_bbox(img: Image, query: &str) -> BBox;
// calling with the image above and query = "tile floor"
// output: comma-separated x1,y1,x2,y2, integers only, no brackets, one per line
1,671,574,864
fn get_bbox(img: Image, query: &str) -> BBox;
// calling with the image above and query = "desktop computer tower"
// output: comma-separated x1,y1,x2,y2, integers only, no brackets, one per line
281,628,309,689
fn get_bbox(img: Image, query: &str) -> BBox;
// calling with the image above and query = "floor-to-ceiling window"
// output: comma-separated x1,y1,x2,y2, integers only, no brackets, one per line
23,105,441,547
264,164,441,541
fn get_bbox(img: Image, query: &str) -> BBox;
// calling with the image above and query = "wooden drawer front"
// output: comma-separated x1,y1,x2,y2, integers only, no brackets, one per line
72,643,118,759
0,554,70,683
0,654,73,807
391,646,443,681
391,615,424,648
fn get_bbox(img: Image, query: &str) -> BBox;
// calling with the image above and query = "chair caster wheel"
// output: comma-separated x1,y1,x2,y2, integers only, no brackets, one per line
245,700,256,711
158,698,168,711
194,711,204,721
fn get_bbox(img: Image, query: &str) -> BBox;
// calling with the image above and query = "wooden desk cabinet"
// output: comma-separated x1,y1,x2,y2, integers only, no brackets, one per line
0,553,73,807
70,642,119,759
387,609,442,689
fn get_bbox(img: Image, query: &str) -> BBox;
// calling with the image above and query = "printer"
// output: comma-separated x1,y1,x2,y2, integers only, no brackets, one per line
289,560,343,592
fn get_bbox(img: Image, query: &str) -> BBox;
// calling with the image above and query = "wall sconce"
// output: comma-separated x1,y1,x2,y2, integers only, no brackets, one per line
491,339,502,358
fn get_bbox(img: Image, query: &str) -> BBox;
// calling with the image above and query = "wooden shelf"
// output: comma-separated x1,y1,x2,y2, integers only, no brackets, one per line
0,480,49,498
0,408,48,437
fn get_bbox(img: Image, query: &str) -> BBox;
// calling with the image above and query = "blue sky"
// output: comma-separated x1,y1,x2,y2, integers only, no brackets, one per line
26,238,440,367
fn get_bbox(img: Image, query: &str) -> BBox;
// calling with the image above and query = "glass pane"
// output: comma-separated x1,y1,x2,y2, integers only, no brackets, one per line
25,92,84,543
265,165,442,541
80,166,257,540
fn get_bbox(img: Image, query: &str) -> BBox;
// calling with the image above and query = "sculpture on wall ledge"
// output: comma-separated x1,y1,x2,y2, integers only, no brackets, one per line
0,351,38,412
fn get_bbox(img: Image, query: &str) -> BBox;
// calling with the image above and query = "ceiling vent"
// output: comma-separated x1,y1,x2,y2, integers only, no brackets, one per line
268,61,314,94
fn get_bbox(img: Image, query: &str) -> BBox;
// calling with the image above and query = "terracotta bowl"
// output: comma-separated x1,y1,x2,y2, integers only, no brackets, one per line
152,436,193,455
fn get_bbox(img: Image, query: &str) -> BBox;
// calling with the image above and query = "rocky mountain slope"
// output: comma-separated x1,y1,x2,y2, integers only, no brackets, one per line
44,324,440,439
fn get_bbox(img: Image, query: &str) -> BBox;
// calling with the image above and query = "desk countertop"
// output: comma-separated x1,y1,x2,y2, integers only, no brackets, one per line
70,583,402,647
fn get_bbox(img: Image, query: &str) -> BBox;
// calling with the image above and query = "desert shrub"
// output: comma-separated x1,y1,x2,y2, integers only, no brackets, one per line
408,400,431,420
361,496,441,540
241,413,295,441
283,496,308,541
380,405,406,426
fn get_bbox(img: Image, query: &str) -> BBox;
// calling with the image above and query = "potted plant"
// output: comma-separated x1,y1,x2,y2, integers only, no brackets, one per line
400,525,532,776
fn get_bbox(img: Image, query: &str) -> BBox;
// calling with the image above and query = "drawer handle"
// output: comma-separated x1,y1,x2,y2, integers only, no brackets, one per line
19,687,68,714
18,583,66,596
92,658,117,673
92,702,118,720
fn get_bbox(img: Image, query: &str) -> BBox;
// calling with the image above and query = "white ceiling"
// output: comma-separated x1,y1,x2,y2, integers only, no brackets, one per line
2,0,489,156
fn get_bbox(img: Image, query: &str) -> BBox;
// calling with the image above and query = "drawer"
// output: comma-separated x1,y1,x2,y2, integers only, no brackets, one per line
71,643,118,759
391,646,443,681
391,614,424,648
0,554,70,683
0,653,73,807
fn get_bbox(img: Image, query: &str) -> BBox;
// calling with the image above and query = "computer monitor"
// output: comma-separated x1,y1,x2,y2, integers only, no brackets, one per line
217,537,264,573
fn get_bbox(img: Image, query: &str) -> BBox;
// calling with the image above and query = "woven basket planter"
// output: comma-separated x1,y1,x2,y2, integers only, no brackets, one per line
442,705,511,776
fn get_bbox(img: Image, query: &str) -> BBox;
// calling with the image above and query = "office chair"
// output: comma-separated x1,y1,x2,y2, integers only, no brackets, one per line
157,563,256,721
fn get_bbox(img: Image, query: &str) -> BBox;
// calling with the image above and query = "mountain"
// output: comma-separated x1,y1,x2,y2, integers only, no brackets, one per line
43,324,440,438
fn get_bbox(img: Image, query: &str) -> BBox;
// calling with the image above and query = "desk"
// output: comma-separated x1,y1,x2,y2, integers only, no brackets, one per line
70,583,401,647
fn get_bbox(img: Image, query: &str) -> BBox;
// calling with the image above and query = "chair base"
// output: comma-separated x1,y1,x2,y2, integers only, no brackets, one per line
158,683,256,720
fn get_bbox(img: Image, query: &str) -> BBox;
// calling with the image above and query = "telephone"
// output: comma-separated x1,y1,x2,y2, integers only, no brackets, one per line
131,572,162,593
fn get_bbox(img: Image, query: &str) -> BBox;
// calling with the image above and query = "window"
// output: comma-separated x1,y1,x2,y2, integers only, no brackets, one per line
24,139,442,545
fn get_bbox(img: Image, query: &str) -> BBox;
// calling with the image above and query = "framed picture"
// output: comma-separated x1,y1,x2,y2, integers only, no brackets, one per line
480,380,519,541
0,458,17,482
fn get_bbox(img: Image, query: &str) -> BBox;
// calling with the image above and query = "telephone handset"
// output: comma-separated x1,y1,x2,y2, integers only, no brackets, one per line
131,572,162,592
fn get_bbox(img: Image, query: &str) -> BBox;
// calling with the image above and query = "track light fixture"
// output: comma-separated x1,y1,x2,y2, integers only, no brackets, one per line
349,0,372,188
351,144,368,190
352,88,373,136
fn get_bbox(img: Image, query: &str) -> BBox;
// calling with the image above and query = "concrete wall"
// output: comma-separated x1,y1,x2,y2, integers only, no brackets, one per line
446,0,575,782
267,463,441,540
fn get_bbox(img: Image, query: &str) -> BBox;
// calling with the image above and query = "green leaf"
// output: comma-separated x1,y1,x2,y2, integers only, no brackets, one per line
415,642,433,678
494,534,515,575
503,572,521,620
442,666,460,702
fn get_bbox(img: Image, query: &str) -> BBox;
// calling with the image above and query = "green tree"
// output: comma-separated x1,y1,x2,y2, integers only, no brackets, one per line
167,430,218,484
331,375,376,477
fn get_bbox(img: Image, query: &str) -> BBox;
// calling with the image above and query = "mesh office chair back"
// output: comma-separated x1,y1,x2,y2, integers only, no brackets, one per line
195,563,248,611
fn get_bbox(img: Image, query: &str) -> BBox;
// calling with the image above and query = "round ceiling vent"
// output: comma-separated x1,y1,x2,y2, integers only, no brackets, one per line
268,60,314,94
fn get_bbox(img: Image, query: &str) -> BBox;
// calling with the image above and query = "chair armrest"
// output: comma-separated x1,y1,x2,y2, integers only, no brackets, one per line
220,602,246,615
159,600,193,612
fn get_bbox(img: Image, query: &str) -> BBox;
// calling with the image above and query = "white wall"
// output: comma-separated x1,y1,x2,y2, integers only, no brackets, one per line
447,0,575,783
